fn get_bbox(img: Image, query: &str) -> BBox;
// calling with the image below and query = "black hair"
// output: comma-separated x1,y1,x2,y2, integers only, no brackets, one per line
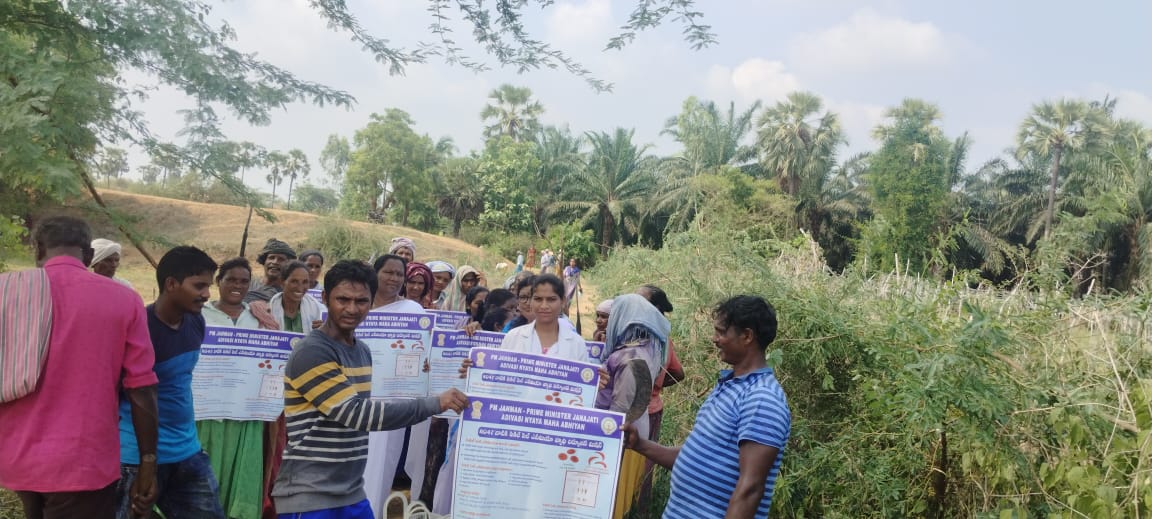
373,254,407,274
514,274,538,294
216,257,252,282
465,286,490,318
713,295,778,351
299,250,324,264
323,260,378,302
156,246,218,293
481,307,511,332
479,288,515,324
33,216,91,251
280,260,309,282
640,284,674,314
531,274,565,298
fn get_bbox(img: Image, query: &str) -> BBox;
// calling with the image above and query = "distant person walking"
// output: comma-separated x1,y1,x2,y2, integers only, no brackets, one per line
514,251,524,273
0,216,159,519
562,258,581,315
526,245,536,269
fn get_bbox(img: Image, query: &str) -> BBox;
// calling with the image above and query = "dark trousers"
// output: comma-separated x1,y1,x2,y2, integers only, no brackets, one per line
17,482,117,519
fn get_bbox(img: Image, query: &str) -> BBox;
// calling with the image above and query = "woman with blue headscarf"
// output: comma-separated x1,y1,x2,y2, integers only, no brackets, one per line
596,293,669,519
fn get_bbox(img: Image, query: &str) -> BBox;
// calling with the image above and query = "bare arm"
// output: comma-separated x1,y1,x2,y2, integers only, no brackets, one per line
724,441,779,519
126,385,159,517
622,422,681,470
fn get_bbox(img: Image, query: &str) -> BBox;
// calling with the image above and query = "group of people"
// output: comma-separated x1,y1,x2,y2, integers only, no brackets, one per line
0,215,791,519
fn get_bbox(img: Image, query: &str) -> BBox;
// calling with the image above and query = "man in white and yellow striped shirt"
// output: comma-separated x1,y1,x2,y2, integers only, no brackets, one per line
271,260,467,518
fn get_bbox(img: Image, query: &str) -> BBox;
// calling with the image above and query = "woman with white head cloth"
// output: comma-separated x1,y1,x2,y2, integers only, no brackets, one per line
89,238,132,288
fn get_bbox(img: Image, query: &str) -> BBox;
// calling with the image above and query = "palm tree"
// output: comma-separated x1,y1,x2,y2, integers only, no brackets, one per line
757,91,844,198
480,84,544,142
283,149,310,210
534,126,585,232
552,128,656,253
1015,98,1110,238
656,97,761,233
436,157,485,237
265,151,288,204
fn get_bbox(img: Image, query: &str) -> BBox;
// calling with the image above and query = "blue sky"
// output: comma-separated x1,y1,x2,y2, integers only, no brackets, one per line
127,0,1152,191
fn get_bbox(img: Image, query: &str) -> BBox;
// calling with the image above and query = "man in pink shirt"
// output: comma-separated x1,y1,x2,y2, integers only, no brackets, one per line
0,216,160,519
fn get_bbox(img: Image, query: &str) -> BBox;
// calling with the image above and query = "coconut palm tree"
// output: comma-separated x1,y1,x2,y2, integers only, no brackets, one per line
535,126,585,233
480,84,544,142
757,91,844,197
1015,98,1110,238
435,156,485,238
552,128,656,253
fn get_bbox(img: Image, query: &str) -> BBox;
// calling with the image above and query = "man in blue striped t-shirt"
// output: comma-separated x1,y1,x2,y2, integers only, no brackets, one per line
624,295,789,519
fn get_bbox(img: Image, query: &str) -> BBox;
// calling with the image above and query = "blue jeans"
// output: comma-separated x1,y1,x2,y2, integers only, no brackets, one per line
116,450,225,519
278,499,373,519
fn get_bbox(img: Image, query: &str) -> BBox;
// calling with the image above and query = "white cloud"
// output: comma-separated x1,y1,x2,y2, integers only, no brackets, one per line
789,9,954,71
547,0,613,45
826,99,886,150
706,58,802,104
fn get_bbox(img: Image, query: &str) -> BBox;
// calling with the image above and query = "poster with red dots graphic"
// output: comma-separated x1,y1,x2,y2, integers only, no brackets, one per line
192,326,303,421
465,348,600,409
355,311,435,398
452,396,624,519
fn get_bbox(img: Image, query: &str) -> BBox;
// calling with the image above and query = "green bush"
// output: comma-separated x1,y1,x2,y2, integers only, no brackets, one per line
594,225,1152,518
304,218,391,262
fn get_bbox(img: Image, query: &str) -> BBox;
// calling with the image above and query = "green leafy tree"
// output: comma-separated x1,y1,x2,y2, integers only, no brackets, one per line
93,147,129,187
553,128,656,253
481,85,544,143
1,0,713,265
534,126,585,233
863,99,952,272
291,184,340,214
1015,98,1110,238
340,110,445,226
476,137,541,232
436,157,485,238
656,97,761,233
320,134,351,187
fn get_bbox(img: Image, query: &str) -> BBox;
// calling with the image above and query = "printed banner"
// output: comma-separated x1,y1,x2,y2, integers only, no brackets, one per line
584,341,605,364
466,348,600,408
429,309,470,330
452,396,624,519
430,330,504,417
307,288,324,302
357,312,434,398
192,326,303,421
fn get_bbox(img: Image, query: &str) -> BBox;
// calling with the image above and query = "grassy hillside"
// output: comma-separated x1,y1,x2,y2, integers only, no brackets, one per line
9,190,513,299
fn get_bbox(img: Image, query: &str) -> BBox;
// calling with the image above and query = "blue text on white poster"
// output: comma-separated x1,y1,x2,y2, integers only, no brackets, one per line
466,348,600,408
429,309,470,330
430,331,504,417
453,396,624,519
357,312,434,398
193,326,303,421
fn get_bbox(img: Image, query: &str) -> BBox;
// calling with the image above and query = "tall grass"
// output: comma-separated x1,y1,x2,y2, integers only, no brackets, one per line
593,227,1151,518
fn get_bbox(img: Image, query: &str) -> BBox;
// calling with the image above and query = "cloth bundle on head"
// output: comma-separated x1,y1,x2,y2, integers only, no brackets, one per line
405,262,433,299
426,261,456,277
603,294,670,365
90,238,122,265
256,238,296,264
443,265,478,312
389,237,416,255
596,299,614,314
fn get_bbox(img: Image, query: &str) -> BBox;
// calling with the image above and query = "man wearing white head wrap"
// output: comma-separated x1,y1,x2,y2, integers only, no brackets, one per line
90,238,132,288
